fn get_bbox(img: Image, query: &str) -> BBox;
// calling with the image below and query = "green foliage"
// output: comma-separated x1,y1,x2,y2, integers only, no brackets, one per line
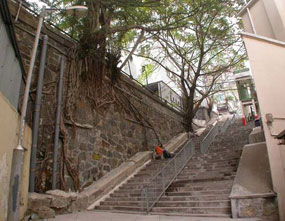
135,0,246,131
138,63,154,84
226,95,235,101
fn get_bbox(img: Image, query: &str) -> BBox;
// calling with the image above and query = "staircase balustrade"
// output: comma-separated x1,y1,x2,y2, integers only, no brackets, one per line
220,118,231,134
200,122,221,154
230,114,236,124
141,139,195,213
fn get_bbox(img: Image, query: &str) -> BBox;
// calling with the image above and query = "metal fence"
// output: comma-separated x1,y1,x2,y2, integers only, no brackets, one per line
200,122,221,154
220,114,236,133
200,114,237,154
230,114,236,124
141,139,195,213
220,118,231,134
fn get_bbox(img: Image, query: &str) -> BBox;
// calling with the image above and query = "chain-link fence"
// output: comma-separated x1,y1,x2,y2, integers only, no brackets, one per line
140,139,195,213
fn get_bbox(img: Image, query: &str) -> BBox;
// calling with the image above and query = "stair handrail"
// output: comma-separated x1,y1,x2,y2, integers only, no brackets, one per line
141,139,195,213
220,118,230,134
200,122,221,154
230,113,236,124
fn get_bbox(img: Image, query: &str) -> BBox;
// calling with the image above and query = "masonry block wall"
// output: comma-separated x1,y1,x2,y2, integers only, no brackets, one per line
9,1,185,191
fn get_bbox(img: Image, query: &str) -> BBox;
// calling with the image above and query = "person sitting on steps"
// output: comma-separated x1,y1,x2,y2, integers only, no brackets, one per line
155,144,174,159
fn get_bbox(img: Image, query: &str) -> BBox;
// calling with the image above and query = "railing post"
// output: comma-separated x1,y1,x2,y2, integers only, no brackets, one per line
162,171,166,191
183,146,187,161
146,188,149,212
140,139,195,213
174,158,177,174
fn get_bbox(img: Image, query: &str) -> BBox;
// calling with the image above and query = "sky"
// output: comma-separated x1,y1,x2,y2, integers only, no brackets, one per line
27,0,46,7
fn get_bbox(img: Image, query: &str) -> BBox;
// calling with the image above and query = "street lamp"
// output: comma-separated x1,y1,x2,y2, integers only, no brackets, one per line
7,5,88,221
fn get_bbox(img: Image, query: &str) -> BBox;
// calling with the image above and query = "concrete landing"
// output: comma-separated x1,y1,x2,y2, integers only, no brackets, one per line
49,211,259,221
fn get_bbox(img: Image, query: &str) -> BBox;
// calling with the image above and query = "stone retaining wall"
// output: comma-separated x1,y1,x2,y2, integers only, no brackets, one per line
8,1,185,191
26,133,189,219
231,197,279,220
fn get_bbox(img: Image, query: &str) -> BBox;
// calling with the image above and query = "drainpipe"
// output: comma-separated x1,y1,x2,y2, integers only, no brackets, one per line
52,56,65,189
29,35,49,193
7,7,46,221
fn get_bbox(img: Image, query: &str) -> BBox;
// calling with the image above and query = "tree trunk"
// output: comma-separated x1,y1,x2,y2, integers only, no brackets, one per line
183,95,195,132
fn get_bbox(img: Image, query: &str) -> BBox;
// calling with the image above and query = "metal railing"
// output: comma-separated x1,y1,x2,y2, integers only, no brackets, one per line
200,114,237,154
141,139,195,213
220,114,236,133
200,122,221,154
230,114,236,124
220,118,231,134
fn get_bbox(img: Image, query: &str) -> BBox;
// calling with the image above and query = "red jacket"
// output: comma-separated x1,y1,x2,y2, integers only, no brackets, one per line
155,146,163,155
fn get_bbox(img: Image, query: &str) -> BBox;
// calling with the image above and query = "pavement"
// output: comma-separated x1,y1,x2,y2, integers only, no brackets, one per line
49,211,259,221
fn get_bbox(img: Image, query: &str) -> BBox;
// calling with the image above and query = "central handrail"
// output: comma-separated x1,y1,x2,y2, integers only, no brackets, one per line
220,118,230,134
201,114,236,153
141,139,195,213
200,122,221,154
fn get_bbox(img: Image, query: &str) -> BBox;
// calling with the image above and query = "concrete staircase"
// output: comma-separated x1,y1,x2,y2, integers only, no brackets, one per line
95,120,253,217
95,158,174,213
150,120,252,217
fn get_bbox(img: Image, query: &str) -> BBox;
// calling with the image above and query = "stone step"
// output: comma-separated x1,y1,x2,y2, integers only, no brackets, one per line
113,189,142,195
155,200,230,208
191,153,241,161
128,177,154,183
110,192,142,197
101,199,230,209
151,206,231,215
182,166,237,173
170,178,233,187
95,205,144,212
176,173,236,181
175,175,235,183
159,195,229,201
150,211,231,217
206,149,242,154
134,172,158,177
100,201,144,207
105,194,230,202
178,170,237,177
178,171,236,178
187,160,239,166
124,179,232,190
165,190,230,196
105,196,145,201
187,160,239,167
119,183,155,191
113,187,163,195
188,157,240,165
184,166,237,172
167,184,232,192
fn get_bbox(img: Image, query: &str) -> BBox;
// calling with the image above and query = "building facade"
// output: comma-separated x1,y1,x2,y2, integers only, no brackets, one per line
146,81,182,111
234,68,258,124
0,0,32,220
239,0,285,220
